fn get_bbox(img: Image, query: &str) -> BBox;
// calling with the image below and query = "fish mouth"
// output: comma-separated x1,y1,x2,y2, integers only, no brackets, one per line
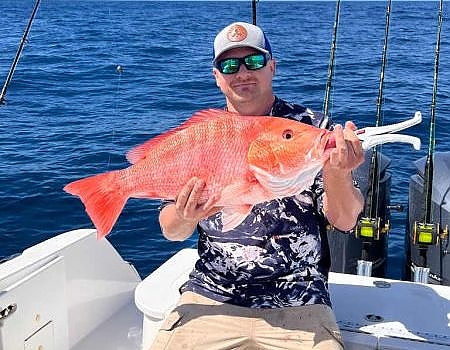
318,132,335,161
324,133,336,151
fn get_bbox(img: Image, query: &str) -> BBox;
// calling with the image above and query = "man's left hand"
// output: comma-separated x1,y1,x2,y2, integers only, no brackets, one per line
325,121,364,173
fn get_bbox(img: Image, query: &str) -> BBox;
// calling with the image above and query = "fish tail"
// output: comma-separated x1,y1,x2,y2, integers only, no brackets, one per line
64,170,128,239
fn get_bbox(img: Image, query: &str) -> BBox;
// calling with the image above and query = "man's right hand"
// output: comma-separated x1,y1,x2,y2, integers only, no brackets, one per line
159,177,221,241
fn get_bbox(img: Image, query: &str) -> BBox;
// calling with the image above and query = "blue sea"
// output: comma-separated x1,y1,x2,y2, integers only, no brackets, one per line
0,0,449,279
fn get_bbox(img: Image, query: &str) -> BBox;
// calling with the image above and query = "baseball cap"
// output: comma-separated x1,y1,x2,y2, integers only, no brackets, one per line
213,22,272,62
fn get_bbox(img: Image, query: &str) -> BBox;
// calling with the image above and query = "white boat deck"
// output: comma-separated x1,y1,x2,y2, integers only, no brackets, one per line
330,271,450,349
1,229,449,349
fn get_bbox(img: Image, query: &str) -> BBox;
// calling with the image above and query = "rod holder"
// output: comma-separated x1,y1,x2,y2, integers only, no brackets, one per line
413,266,430,284
357,260,373,277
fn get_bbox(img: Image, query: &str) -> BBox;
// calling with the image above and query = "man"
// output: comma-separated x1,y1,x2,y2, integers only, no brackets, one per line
155,22,364,350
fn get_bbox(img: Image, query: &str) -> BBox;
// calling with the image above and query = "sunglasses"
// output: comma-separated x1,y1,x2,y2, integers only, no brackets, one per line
214,53,270,74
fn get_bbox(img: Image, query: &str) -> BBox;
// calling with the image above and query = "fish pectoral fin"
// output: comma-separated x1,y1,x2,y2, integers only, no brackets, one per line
221,205,253,232
221,181,251,198
220,179,267,204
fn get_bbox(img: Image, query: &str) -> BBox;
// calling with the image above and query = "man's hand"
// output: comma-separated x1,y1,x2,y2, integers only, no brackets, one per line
326,122,364,173
323,121,365,232
159,177,221,241
174,177,221,224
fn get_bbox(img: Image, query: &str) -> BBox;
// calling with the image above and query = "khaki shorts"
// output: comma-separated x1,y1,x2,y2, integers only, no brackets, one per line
150,291,344,350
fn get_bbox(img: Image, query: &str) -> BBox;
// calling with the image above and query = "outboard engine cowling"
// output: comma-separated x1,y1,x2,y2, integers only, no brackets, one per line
406,151,450,285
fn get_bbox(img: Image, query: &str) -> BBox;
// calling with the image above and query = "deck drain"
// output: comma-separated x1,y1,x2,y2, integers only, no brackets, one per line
365,314,384,322
373,280,391,288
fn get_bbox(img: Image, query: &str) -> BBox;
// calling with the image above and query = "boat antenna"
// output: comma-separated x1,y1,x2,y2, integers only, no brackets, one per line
353,0,392,276
0,0,42,105
412,0,448,280
252,0,258,25
323,0,341,118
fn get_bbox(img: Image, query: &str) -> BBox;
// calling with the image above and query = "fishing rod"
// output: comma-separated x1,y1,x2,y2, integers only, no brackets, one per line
321,0,381,275
252,0,258,25
424,0,442,226
323,0,341,118
355,0,392,244
0,0,41,105
412,0,448,278
349,0,393,278
367,0,391,219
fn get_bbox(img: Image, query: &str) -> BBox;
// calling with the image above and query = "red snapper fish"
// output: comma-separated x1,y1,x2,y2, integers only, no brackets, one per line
64,109,335,239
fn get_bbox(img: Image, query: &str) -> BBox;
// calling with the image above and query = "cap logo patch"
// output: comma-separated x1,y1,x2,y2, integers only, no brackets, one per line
227,24,248,42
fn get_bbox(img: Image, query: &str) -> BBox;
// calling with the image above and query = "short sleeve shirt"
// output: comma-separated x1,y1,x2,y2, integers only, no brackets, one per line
179,96,334,308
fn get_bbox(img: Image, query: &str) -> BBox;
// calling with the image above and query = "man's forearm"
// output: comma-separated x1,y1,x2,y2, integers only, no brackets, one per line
323,170,364,232
159,204,197,241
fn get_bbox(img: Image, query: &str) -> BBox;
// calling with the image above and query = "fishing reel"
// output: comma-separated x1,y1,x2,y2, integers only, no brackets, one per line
355,217,390,241
412,221,449,246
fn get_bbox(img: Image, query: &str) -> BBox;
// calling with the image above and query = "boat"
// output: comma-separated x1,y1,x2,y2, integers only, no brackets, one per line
1,0,449,349
1,228,450,349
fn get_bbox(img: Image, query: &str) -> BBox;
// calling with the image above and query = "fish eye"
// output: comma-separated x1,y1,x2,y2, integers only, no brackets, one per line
282,129,293,140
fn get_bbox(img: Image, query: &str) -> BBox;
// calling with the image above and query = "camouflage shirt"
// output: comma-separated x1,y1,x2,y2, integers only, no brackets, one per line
179,96,333,308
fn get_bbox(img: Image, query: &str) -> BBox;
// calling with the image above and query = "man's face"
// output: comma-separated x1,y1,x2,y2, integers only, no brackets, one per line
213,47,275,107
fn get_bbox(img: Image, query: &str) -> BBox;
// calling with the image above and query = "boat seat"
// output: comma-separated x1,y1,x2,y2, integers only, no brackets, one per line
135,248,198,349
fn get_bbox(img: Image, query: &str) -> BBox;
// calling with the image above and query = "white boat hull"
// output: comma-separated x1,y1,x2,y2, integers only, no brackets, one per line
0,229,142,350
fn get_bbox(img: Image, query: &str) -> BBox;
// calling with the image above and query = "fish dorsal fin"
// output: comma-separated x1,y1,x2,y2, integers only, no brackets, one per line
126,109,232,164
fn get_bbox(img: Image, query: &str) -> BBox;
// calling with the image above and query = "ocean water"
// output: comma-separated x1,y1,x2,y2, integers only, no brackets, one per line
0,0,449,279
